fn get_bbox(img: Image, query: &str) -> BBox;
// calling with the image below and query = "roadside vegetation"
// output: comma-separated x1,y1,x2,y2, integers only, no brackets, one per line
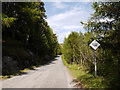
62,56,108,88
2,2,62,78
62,2,119,88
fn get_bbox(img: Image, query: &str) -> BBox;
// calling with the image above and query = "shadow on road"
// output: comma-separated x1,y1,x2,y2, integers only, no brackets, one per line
18,72,28,76
55,55,60,58
2,56,60,78
43,58,58,66
16,57,59,76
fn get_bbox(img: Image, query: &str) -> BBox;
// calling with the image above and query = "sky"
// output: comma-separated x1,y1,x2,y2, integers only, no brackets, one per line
44,2,94,43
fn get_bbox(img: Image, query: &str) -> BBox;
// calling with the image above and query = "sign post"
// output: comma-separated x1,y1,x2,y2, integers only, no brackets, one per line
89,40,100,78
94,50,97,78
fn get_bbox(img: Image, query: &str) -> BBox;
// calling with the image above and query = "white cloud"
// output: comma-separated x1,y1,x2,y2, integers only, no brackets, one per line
47,6,86,27
46,2,93,43
47,8,76,22
90,17,115,23
99,18,114,22
58,31,70,38
63,25,83,30
57,31,71,43
53,2,67,9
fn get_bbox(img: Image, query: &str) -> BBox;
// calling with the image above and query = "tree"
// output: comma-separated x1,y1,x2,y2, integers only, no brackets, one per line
80,2,120,87
2,2,61,75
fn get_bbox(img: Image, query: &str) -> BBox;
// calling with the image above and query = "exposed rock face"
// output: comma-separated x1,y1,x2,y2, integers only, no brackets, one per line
2,56,19,75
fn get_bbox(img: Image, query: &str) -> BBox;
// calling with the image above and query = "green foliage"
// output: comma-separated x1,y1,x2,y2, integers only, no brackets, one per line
81,2,119,88
2,16,17,28
2,2,60,75
63,2,119,88
63,31,95,68
57,44,62,55
63,32,80,64
62,56,108,88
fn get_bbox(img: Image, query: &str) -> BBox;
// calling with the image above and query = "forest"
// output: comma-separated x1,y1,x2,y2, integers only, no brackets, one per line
1,1,120,88
62,2,119,88
2,2,62,76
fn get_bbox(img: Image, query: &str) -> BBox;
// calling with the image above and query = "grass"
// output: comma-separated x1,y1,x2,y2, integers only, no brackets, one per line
62,55,109,88
1,74,17,80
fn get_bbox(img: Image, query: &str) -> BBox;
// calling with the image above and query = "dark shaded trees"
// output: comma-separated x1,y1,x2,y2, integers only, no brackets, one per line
2,2,61,75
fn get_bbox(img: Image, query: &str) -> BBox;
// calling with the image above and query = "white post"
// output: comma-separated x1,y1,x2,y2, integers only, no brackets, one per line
94,50,97,78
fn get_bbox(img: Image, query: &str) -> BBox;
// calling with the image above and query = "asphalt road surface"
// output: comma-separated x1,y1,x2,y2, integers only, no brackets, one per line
1,55,75,88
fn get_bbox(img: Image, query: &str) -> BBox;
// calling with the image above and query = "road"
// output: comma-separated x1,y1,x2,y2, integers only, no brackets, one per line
1,55,75,88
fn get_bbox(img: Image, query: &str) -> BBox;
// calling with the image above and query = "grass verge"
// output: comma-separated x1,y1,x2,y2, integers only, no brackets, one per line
62,55,109,88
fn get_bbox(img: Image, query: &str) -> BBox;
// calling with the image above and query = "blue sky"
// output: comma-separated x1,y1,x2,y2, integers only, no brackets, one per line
44,2,94,43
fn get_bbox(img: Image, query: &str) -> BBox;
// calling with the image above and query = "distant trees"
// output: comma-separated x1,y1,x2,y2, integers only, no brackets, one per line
63,32,80,64
63,31,95,68
63,2,119,88
2,2,61,75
